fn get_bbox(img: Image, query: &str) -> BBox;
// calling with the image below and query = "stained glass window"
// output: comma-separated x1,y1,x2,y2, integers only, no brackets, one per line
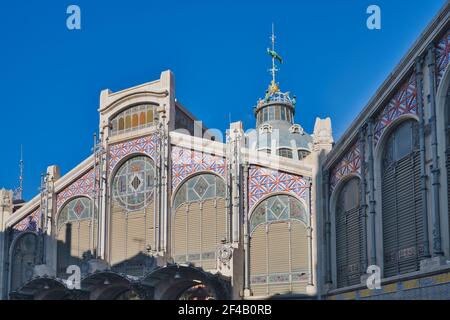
57,197,93,230
112,156,155,211
110,104,157,136
250,195,307,233
173,174,226,209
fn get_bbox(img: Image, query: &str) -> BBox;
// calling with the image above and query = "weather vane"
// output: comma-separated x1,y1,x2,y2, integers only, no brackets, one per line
264,23,283,102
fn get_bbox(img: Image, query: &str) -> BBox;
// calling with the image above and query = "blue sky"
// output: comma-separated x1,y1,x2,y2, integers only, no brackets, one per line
0,0,446,200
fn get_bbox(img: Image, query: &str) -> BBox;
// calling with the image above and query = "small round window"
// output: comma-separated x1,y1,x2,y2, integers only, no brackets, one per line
112,156,155,211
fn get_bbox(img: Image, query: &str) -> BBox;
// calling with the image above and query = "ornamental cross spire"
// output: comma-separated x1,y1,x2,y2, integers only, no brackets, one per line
266,23,283,97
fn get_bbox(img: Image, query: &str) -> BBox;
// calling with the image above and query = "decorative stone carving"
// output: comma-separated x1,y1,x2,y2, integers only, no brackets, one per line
312,117,334,145
289,124,304,135
259,123,273,134
217,241,233,269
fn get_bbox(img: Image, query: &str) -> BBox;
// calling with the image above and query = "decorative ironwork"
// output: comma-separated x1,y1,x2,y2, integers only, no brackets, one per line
173,173,226,209
249,194,307,234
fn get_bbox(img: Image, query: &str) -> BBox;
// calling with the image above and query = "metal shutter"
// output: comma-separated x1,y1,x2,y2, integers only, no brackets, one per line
250,225,268,296
267,222,290,295
78,219,91,259
201,199,217,270
187,202,201,263
110,203,126,266
290,221,308,293
216,198,227,242
383,152,423,277
336,178,364,288
173,205,188,263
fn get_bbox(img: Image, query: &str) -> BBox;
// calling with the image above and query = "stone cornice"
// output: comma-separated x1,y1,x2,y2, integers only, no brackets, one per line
99,90,168,114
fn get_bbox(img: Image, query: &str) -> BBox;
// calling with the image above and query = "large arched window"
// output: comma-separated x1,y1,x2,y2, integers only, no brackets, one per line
335,178,365,288
110,104,157,136
172,174,227,270
10,233,39,292
56,197,95,278
381,119,424,277
249,195,309,296
109,156,156,276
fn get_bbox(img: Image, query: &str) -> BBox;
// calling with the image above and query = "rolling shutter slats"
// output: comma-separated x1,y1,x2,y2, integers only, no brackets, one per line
383,152,423,278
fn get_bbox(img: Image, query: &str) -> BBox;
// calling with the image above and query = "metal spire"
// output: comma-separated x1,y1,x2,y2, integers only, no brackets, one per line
19,145,23,198
13,145,24,201
269,23,278,85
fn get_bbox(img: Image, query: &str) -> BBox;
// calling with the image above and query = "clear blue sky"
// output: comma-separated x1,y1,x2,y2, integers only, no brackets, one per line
0,0,446,200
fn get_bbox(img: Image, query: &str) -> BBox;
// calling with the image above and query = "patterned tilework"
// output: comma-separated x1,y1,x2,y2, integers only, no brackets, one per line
248,166,307,209
56,169,95,211
373,73,418,145
327,271,450,300
171,146,226,190
329,143,361,193
109,134,159,172
436,30,450,89
12,207,40,232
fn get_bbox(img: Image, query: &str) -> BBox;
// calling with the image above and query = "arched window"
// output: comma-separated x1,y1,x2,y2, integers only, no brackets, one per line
110,156,155,276
10,233,39,292
249,195,309,296
110,104,157,136
172,174,227,270
56,197,95,278
335,178,364,288
298,149,310,160
277,148,293,159
381,119,423,277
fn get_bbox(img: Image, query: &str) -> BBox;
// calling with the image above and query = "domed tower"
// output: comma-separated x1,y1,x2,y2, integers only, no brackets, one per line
254,25,312,160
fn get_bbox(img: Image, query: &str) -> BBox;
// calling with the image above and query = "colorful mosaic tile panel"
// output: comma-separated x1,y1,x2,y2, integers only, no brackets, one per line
248,166,307,209
373,73,418,145
171,145,226,189
329,143,362,193
109,134,159,171
56,169,95,211
12,207,40,232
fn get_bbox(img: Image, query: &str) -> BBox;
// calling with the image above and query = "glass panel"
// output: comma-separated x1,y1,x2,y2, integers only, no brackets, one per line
125,115,131,129
112,156,155,211
275,106,281,120
250,204,266,232
343,178,359,211
147,109,154,124
395,121,412,160
263,108,268,122
289,198,306,222
281,107,286,121
269,106,275,121
174,174,225,207
118,117,125,131
132,114,139,128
